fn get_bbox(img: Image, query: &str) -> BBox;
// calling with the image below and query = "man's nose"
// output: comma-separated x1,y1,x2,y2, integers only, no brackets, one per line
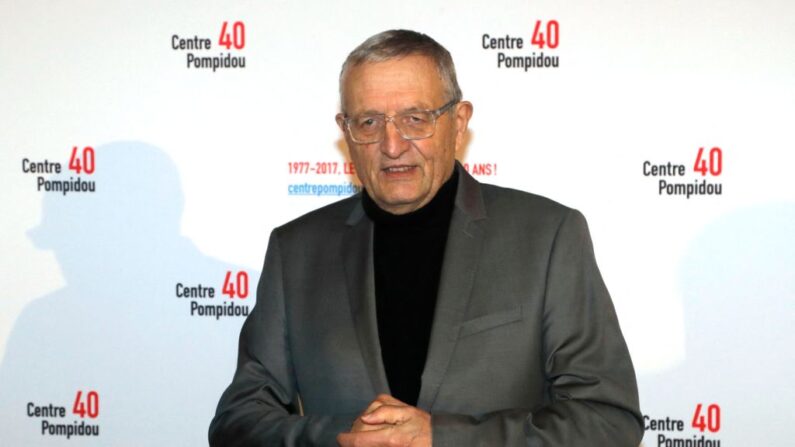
379,120,409,158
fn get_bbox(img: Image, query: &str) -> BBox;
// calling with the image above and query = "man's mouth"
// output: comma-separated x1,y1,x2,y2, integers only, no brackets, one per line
382,165,415,173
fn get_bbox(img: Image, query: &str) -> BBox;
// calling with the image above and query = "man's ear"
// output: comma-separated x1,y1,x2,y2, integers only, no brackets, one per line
453,101,473,150
335,113,346,132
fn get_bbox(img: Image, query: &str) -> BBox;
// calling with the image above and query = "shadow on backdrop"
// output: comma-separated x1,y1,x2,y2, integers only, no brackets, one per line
639,203,794,445
0,141,258,446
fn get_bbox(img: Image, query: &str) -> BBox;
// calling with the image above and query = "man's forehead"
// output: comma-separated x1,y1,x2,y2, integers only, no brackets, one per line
342,55,446,113
346,93,436,116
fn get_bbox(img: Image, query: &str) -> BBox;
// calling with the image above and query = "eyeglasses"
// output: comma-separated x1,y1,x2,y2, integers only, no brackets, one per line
340,99,458,144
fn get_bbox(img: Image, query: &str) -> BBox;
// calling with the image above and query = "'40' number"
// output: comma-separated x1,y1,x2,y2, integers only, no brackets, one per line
69,146,95,175
531,20,559,49
72,391,99,419
691,403,720,433
219,21,245,50
693,147,722,176
222,271,249,298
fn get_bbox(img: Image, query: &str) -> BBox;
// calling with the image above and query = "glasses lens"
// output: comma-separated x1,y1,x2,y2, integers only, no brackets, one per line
396,111,435,139
347,109,441,143
350,115,384,143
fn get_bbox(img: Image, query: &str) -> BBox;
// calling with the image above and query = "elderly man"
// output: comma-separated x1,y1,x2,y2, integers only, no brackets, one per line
209,30,643,447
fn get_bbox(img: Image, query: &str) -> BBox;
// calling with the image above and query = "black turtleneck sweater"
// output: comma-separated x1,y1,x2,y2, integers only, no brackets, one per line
361,169,459,406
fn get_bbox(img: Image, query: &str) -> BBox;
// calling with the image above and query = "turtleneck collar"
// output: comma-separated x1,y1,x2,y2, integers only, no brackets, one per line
362,168,459,227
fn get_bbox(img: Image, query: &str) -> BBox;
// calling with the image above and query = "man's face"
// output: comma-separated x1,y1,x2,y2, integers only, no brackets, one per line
338,55,472,215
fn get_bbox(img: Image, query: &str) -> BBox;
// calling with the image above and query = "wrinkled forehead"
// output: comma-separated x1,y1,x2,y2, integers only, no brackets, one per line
340,55,446,114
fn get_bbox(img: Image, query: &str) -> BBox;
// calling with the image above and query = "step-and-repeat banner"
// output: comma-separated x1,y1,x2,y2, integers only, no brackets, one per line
1,1,793,445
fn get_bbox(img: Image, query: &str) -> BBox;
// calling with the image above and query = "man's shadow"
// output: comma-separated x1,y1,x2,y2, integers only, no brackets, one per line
638,203,794,446
0,141,258,446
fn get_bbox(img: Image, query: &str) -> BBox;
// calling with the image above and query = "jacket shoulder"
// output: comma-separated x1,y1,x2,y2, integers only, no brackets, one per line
273,194,360,241
479,182,573,223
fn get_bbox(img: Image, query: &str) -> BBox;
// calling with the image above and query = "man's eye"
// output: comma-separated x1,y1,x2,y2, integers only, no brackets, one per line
356,117,379,129
402,113,429,125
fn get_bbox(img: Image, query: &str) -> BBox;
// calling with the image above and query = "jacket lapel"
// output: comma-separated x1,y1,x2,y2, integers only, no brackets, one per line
417,164,488,410
342,201,391,396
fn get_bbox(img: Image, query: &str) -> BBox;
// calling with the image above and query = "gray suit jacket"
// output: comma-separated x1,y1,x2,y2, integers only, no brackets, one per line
209,164,643,446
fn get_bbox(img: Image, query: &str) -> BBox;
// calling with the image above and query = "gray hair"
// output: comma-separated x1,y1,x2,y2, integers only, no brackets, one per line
339,29,462,111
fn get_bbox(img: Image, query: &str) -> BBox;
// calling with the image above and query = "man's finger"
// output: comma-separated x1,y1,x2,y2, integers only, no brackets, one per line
362,399,385,415
360,404,412,425
351,418,391,432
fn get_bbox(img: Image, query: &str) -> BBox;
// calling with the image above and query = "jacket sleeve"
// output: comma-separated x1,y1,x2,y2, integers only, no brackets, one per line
209,230,356,447
432,209,644,446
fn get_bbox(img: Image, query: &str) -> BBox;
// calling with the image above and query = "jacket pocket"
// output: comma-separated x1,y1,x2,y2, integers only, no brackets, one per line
457,306,523,339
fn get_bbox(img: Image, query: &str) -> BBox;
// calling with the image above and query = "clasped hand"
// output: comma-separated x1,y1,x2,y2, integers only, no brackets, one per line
337,394,432,447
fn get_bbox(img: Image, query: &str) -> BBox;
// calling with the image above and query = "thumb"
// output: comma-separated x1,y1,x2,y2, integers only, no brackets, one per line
361,405,410,425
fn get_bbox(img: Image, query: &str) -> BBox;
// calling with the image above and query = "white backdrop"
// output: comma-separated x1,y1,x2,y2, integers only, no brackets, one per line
1,0,793,445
